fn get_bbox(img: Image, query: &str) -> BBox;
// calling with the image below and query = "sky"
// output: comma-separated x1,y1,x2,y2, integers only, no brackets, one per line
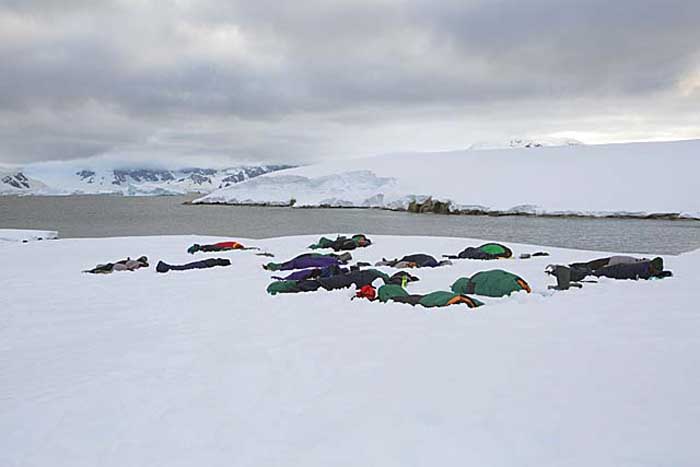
1,0,699,166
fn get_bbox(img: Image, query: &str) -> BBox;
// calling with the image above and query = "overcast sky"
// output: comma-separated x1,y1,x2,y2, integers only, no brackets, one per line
1,0,699,166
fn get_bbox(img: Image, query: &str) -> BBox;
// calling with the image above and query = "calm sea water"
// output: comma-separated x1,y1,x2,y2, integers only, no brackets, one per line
1,195,698,254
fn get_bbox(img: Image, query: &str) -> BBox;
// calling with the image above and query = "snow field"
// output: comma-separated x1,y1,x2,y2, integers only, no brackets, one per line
0,234,698,466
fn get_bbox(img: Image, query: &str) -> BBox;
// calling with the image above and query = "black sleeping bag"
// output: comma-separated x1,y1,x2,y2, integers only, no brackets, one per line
399,254,439,268
593,261,659,280
156,258,231,273
317,269,390,290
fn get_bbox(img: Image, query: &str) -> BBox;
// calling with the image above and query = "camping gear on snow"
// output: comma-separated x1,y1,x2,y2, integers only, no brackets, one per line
520,251,550,259
83,256,149,274
375,284,483,309
451,269,531,297
156,258,231,273
263,252,352,271
443,243,513,260
375,254,451,268
309,234,372,251
188,241,258,254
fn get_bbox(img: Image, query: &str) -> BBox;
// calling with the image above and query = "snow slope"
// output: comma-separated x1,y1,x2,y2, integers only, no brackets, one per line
1,233,698,466
196,139,700,218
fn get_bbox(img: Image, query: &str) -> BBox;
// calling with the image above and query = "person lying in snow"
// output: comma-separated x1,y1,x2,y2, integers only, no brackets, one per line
156,258,231,273
451,269,531,297
267,268,391,294
443,243,513,260
355,284,483,309
187,241,258,254
263,252,352,271
83,256,149,274
546,256,672,290
266,267,419,295
374,253,451,268
308,234,372,251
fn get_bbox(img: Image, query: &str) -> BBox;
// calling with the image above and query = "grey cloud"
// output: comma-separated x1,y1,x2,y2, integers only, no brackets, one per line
0,0,698,164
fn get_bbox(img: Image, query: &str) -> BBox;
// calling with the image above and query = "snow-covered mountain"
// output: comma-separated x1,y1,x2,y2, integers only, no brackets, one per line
0,164,294,196
0,169,48,194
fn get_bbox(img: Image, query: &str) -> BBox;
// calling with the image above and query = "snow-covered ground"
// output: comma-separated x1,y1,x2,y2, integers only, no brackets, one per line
1,233,698,466
0,229,58,242
195,139,700,219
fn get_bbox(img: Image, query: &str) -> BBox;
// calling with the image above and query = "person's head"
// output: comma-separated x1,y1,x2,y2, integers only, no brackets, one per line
650,257,664,274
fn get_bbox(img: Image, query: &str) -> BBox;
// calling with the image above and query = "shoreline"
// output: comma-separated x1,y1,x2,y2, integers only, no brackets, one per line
186,200,697,221
5,193,696,221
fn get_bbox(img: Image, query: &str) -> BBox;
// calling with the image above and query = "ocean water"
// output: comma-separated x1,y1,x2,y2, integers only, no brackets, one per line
1,195,698,254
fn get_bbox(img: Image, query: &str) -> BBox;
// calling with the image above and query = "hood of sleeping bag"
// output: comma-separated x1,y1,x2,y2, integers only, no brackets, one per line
355,284,376,300
451,269,530,297
352,234,371,246
478,243,513,258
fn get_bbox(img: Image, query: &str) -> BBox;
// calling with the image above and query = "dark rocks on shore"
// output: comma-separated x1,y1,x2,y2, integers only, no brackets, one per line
407,197,453,214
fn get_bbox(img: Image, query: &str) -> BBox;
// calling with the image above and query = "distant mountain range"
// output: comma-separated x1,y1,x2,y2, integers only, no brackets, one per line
0,164,294,196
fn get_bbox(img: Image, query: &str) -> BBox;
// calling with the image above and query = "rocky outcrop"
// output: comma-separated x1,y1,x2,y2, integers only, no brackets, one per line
407,197,453,214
